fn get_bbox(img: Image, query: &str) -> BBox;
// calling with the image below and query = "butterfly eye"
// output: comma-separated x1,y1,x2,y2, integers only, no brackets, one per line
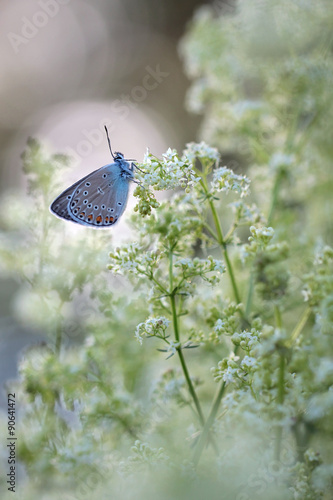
87,203,92,208
67,195,71,200
83,200,88,204
102,173,107,179
85,182,91,187
83,191,88,196
117,202,122,206
101,204,106,209
94,205,98,210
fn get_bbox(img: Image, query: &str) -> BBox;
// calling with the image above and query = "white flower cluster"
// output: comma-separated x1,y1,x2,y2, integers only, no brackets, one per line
229,201,265,225
212,303,242,339
249,225,274,245
211,352,240,385
175,255,225,285
211,167,250,198
214,318,229,335
182,141,220,164
231,327,261,354
269,152,295,173
109,244,161,275
139,148,200,191
240,225,277,261
135,317,170,344
119,440,169,474
212,349,259,385
302,245,333,309
313,245,333,266
240,355,258,372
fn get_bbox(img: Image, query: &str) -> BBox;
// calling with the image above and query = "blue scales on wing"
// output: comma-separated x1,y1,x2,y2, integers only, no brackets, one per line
67,162,133,227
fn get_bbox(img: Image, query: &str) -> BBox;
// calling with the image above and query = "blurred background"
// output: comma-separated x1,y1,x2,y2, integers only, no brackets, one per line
0,0,221,404
0,0,215,190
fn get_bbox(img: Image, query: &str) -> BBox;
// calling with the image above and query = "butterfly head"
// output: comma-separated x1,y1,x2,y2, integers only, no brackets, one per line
113,151,124,161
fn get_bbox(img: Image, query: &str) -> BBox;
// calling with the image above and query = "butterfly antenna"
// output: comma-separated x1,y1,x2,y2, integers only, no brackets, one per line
104,125,115,160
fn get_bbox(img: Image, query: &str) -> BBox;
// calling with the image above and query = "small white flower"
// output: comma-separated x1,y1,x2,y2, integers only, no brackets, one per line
241,356,257,371
269,152,294,172
214,319,226,334
167,341,181,355
211,167,250,198
223,365,238,384
135,324,144,345
85,335,95,347
301,288,311,302
183,141,220,164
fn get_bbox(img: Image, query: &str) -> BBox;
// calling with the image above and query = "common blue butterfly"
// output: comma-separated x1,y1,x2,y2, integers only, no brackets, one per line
50,127,138,228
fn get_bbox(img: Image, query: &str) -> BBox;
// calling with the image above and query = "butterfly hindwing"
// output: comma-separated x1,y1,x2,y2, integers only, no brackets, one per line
67,161,133,227
50,175,95,223
50,165,113,223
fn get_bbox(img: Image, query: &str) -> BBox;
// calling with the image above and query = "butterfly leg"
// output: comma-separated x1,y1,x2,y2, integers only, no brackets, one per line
131,178,145,188
132,162,145,174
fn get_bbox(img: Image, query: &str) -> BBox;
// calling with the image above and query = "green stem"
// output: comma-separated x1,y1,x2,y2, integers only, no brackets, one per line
150,274,168,295
202,180,242,307
275,353,285,461
274,304,283,329
177,344,205,426
267,173,282,227
223,246,242,306
267,106,301,227
277,354,285,405
274,304,285,460
169,250,174,294
245,269,255,318
193,379,226,465
170,293,180,343
202,221,219,243
55,320,62,357
191,174,250,464
288,307,311,347
192,343,240,465
169,251,205,426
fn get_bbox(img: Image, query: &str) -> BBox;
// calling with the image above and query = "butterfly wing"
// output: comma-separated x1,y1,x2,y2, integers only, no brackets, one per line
50,167,105,223
67,163,132,227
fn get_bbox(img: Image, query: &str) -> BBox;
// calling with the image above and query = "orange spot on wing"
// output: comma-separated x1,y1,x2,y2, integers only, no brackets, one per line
87,214,93,222
79,212,85,217
105,216,109,223
96,215,102,223
109,216,114,223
